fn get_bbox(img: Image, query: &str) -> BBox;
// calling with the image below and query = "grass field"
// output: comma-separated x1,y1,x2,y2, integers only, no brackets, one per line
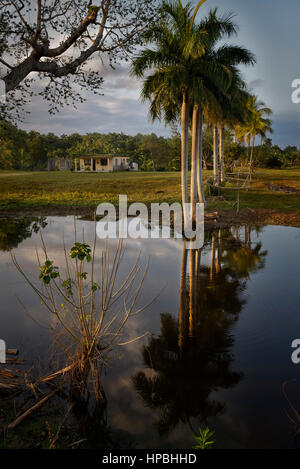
0,168,300,214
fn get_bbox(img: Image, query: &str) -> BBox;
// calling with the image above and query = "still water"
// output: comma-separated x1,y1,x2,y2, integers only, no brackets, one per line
0,216,300,449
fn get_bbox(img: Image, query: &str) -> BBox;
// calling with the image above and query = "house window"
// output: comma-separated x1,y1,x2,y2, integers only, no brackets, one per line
101,158,108,166
84,159,91,165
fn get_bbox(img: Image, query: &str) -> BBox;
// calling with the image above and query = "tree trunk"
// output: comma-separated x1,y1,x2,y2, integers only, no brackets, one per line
181,94,189,228
178,242,188,351
250,134,255,176
189,249,196,338
247,138,251,160
213,125,219,185
190,104,199,222
216,229,222,274
219,125,225,183
197,108,206,206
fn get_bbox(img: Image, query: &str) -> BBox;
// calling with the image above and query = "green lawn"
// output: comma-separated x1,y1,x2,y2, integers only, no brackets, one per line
0,168,300,213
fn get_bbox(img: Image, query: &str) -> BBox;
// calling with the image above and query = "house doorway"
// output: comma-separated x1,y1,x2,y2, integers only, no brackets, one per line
92,159,96,171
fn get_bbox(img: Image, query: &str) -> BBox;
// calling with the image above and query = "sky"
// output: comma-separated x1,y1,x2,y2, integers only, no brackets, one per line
19,0,300,147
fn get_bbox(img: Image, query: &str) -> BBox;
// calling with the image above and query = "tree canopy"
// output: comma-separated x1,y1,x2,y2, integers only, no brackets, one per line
0,120,296,171
0,0,159,119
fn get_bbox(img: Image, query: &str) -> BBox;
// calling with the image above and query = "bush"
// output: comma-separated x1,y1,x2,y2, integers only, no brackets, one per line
265,156,283,169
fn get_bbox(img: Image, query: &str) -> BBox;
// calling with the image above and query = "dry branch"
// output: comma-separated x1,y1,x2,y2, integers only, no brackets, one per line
7,390,56,431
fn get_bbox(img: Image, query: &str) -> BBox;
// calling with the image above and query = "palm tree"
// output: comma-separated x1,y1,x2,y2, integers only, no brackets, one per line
131,0,207,224
217,82,251,183
132,2,236,222
185,12,255,216
188,17,255,195
236,95,273,173
132,1,255,224
204,68,253,185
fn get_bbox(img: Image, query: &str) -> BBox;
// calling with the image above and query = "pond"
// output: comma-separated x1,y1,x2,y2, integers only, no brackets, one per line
0,216,300,449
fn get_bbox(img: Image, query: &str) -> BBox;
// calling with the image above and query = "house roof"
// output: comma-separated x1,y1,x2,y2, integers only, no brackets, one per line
81,155,129,159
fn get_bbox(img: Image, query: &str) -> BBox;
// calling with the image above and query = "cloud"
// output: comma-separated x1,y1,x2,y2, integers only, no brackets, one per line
18,62,170,137
248,79,264,90
271,112,300,148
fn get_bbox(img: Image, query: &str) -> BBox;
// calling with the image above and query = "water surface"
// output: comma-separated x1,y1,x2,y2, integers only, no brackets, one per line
0,216,300,449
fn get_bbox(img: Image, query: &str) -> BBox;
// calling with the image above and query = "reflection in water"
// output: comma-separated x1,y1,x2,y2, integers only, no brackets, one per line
0,217,47,251
2,217,300,448
223,226,267,279
133,228,267,438
56,379,123,449
0,220,147,448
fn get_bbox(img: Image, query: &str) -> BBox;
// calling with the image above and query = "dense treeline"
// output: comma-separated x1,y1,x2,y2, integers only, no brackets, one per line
0,120,299,171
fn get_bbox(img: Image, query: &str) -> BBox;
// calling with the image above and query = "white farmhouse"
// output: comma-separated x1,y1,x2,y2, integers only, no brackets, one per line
75,155,138,172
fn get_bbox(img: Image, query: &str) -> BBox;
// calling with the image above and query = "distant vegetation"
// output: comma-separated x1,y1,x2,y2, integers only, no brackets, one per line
0,120,299,173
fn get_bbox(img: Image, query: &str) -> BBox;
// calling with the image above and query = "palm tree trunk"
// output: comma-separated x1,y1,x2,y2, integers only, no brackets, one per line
197,107,206,206
189,249,196,339
247,138,251,160
250,134,255,175
216,229,222,274
195,247,202,307
213,125,219,185
181,93,189,228
178,242,188,351
190,104,199,222
219,125,225,183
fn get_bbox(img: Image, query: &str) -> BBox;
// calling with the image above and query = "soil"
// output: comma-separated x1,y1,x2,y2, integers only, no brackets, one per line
204,208,300,229
267,183,300,194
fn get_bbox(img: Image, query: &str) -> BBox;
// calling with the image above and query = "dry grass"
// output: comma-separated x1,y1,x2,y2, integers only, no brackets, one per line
1,168,300,213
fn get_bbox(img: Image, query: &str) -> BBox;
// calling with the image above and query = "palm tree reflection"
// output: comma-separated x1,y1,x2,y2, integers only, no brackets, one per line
133,226,267,437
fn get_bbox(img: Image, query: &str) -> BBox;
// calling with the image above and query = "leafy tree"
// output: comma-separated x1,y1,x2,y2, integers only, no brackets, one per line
0,0,159,119
27,131,47,168
1,119,297,171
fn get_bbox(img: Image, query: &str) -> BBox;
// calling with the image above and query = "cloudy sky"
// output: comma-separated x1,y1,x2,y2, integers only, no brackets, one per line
20,0,300,147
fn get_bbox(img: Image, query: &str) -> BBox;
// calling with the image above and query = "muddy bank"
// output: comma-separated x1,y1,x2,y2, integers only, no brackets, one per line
204,208,300,229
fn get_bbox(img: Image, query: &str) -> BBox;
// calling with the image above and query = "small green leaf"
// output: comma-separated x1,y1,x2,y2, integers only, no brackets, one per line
193,427,215,450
